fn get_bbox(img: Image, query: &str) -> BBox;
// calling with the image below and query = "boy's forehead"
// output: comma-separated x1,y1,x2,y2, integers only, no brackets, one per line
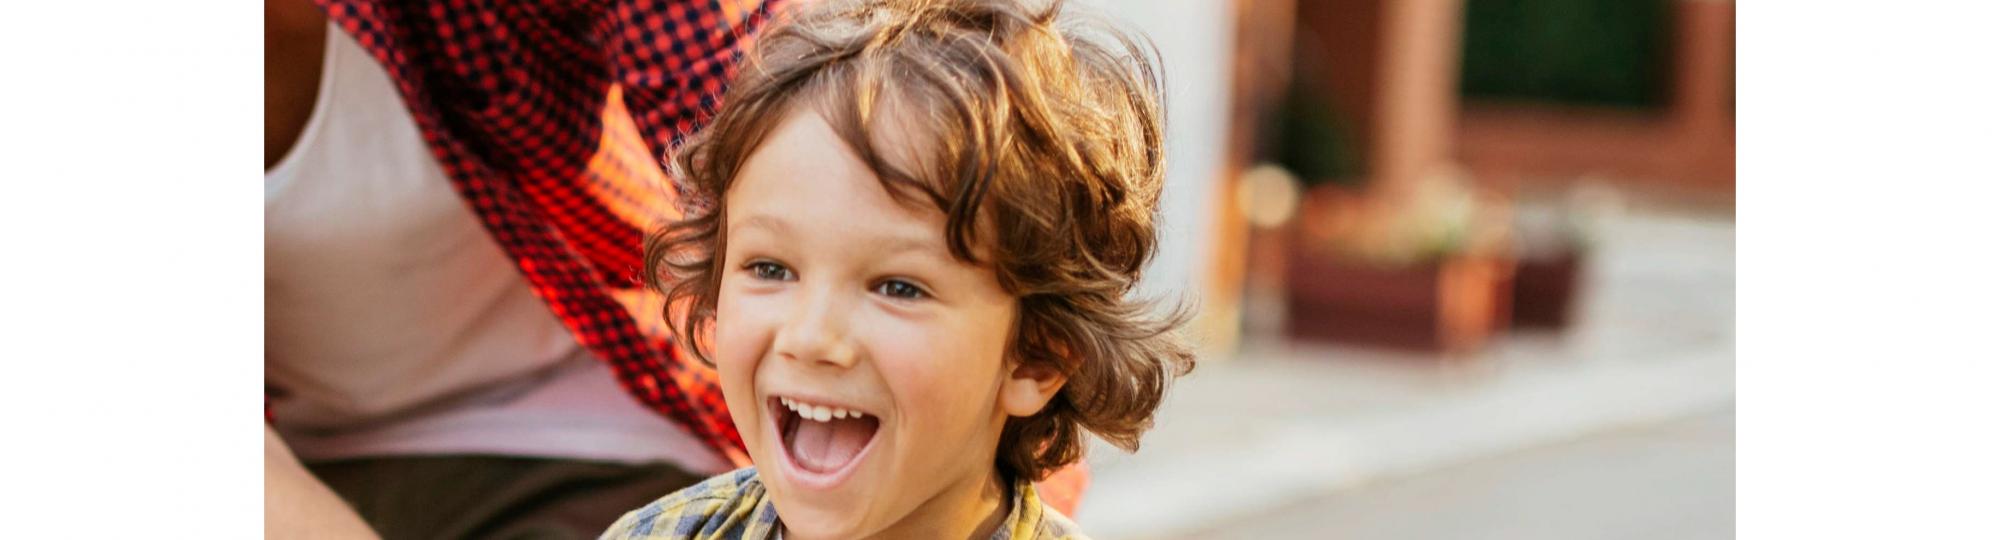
745,95,955,198
811,87,947,186
724,93,999,264
727,110,946,233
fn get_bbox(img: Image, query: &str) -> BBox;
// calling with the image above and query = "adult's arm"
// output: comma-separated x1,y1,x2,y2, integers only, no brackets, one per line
265,425,379,539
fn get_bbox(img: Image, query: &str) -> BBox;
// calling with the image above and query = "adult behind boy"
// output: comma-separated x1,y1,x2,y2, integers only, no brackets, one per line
264,0,773,536
604,0,1194,538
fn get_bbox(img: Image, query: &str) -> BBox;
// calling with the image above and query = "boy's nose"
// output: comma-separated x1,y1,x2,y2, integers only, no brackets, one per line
774,288,858,368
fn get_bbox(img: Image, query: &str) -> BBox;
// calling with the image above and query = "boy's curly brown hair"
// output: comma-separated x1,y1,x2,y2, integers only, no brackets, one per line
644,0,1195,481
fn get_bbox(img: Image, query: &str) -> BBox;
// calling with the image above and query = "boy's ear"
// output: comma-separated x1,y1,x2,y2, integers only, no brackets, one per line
999,359,1069,418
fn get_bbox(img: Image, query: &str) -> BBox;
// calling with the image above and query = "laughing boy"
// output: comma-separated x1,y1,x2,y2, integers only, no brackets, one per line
604,0,1194,538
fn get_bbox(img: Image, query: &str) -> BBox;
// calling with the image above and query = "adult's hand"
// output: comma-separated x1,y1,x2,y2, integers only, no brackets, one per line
265,425,379,539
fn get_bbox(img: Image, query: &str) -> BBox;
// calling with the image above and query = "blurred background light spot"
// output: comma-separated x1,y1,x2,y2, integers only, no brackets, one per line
1237,163,1303,229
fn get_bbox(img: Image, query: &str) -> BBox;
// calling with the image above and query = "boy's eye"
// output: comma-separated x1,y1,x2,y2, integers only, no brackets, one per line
746,261,795,281
873,279,927,300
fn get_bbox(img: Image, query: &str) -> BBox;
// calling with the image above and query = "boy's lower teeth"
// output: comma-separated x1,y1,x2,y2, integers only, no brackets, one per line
784,413,879,473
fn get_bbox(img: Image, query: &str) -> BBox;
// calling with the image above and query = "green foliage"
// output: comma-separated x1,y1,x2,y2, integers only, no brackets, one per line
1459,0,1669,108
1267,76,1367,187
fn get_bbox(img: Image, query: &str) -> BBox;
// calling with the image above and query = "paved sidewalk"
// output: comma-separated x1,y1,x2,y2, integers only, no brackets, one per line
1072,210,1736,539
1182,408,1735,540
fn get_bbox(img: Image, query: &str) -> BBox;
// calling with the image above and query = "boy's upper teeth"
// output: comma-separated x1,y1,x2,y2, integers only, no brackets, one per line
781,397,866,422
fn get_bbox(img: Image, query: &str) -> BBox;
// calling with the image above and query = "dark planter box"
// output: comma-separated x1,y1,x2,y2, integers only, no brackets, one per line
1284,248,1515,354
1511,249,1583,329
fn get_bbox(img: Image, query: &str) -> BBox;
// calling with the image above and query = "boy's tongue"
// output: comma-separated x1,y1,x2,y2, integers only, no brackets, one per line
787,415,878,473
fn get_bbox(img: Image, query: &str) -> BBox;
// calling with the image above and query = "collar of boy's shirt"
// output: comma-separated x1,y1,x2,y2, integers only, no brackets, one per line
763,474,1052,540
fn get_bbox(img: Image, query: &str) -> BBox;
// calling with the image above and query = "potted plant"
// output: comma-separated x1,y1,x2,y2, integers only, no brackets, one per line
1280,168,1518,354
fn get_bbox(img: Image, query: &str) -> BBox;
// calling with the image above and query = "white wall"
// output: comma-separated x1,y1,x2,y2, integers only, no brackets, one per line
1076,0,1235,311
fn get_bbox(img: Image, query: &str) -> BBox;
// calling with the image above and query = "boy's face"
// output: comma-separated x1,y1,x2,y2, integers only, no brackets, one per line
712,109,1058,539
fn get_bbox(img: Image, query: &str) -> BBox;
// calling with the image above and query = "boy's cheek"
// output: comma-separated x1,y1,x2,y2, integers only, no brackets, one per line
711,290,762,365
876,337,991,425
711,295,762,392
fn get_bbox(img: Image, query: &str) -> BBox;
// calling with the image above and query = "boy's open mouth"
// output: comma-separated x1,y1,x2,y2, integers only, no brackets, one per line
774,396,881,474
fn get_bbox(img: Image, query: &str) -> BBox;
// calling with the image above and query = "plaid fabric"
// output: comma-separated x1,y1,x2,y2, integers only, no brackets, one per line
599,468,1089,540
300,0,786,460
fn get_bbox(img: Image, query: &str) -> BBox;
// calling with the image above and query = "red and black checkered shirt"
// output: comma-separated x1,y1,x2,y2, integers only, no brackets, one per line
305,0,785,461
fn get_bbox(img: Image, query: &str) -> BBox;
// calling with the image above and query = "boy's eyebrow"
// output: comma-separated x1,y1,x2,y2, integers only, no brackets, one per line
877,235,951,260
729,214,792,236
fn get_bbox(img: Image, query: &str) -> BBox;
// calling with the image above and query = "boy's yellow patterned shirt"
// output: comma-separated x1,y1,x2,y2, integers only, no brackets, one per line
600,468,1089,540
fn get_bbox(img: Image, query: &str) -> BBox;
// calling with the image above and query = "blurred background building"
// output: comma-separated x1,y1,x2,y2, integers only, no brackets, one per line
1076,0,1735,537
